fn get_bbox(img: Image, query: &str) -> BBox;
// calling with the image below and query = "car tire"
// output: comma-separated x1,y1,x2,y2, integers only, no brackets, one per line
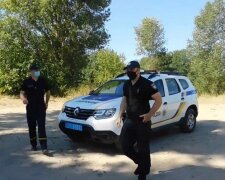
180,108,197,133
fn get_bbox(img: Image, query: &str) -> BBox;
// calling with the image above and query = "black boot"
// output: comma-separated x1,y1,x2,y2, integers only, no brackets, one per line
31,145,37,151
138,174,146,180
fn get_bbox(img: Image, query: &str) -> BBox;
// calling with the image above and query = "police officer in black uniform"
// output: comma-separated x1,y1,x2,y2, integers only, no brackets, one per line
116,61,162,180
20,64,51,155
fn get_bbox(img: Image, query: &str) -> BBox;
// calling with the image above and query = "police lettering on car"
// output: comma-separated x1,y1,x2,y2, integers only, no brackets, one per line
116,61,162,180
20,64,51,155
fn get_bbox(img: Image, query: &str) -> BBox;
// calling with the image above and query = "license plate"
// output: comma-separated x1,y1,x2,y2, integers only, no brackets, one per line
65,122,83,132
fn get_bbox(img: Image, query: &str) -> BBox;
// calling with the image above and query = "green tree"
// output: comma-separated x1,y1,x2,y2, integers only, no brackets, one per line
189,46,225,94
170,49,190,75
155,51,173,71
0,0,111,95
135,18,165,56
139,57,158,70
82,49,125,86
188,0,225,94
190,0,225,52
140,51,173,72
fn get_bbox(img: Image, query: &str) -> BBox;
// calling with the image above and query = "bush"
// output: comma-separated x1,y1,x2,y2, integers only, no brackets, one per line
189,47,225,95
81,49,125,87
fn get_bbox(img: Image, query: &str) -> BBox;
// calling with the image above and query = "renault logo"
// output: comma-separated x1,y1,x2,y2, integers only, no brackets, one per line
74,107,80,117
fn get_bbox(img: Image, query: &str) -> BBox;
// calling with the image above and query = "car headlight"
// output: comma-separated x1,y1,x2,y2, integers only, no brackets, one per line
94,108,116,120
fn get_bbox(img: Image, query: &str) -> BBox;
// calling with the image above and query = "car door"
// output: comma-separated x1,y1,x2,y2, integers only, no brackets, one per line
163,78,183,123
150,79,167,125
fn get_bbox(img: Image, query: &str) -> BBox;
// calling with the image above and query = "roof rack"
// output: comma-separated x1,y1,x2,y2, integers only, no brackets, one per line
116,70,157,78
159,71,184,76
115,70,184,78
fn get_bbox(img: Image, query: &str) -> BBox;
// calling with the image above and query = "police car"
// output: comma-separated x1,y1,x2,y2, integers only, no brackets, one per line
58,71,198,146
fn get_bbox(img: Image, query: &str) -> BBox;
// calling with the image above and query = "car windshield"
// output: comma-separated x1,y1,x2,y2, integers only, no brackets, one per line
92,80,125,96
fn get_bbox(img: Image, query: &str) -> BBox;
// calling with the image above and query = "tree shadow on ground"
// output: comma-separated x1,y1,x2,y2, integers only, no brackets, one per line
151,165,225,180
1,111,225,156
150,119,225,155
0,111,135,180
1,111,225,180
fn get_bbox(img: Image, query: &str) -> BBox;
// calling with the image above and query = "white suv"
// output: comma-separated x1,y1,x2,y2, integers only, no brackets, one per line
58,71,198,146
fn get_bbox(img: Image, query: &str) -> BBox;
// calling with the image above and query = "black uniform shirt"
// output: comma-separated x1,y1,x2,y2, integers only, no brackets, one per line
21,76,50,110
123,76,159,120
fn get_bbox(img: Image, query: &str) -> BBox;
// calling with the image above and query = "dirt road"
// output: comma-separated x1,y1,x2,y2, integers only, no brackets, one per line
0,96,225,180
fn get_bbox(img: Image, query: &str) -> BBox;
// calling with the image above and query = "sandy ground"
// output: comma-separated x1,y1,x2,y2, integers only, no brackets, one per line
0,96,225,180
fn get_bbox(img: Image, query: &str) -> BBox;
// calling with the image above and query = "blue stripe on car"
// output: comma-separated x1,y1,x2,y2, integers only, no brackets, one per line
186,90,197,96
82,94,120,101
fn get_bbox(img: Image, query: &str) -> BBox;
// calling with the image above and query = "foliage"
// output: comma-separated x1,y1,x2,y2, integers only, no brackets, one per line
0,0,111,95
191,0,225,51
139,57,158,70
82,49,125,86
140,51,173,72
189,46,225,94
170,49,190,75
188,0,225,95
135,18,165,56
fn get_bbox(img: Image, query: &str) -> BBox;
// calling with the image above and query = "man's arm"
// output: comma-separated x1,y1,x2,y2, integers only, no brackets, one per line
20,91,28,104
140,92,162,123
119,96,127,116
45,90,51,109
116,96,127,127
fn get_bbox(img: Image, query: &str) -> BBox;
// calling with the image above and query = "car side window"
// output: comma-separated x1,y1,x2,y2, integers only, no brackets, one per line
154,79,165,97
179,79,189,90
166,78,181,95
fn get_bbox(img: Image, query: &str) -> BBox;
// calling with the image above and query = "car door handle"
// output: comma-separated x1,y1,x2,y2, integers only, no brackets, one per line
163,102,167,105
181,97,184,100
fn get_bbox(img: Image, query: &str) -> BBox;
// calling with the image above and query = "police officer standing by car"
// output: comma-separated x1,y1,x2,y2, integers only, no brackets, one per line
20,64,51,155
116,61,162,180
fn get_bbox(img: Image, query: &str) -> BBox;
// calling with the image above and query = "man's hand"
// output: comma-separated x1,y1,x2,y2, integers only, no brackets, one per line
140,92,162,123
117,96,127,128
20,91,28,105
139,113,152,123
23,99,29,105
45,90,50,110
116,116,123,128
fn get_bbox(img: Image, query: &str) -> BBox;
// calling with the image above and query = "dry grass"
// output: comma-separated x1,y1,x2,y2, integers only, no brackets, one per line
198,94,225,104
64,85,94,100
0,85,93,102
1,91,225,105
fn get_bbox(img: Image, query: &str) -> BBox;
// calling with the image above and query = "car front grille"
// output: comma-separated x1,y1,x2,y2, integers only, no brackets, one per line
64,106,95,120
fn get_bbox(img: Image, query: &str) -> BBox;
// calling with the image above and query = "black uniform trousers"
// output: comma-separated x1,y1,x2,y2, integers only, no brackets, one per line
26,106,47,150
120,118,151,175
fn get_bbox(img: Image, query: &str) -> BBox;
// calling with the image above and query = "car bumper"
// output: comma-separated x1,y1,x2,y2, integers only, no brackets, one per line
59,121,119,144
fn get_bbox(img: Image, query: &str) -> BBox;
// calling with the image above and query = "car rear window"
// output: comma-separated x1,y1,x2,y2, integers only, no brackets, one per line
166,78,181,95
179,79,189,90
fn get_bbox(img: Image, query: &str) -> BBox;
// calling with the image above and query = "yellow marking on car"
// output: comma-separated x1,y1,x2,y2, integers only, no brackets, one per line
174,102,186,118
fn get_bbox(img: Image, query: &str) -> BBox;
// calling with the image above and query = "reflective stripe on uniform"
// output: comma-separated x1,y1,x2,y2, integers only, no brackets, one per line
38,138,47,140
30,137,37,141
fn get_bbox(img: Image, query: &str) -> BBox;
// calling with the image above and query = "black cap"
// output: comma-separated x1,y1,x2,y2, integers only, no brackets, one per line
123,61,140,70
29,64,40,71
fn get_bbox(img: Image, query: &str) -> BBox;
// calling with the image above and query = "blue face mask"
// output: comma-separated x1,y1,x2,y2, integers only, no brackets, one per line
33,71,40,78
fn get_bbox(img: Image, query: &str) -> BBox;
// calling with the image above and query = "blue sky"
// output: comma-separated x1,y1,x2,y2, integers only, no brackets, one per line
106,0,212,61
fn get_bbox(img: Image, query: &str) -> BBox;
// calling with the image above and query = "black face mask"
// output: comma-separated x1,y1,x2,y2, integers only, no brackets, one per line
127,71,137,80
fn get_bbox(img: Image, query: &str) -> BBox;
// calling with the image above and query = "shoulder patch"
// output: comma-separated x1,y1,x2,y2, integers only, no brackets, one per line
151,83,157,90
